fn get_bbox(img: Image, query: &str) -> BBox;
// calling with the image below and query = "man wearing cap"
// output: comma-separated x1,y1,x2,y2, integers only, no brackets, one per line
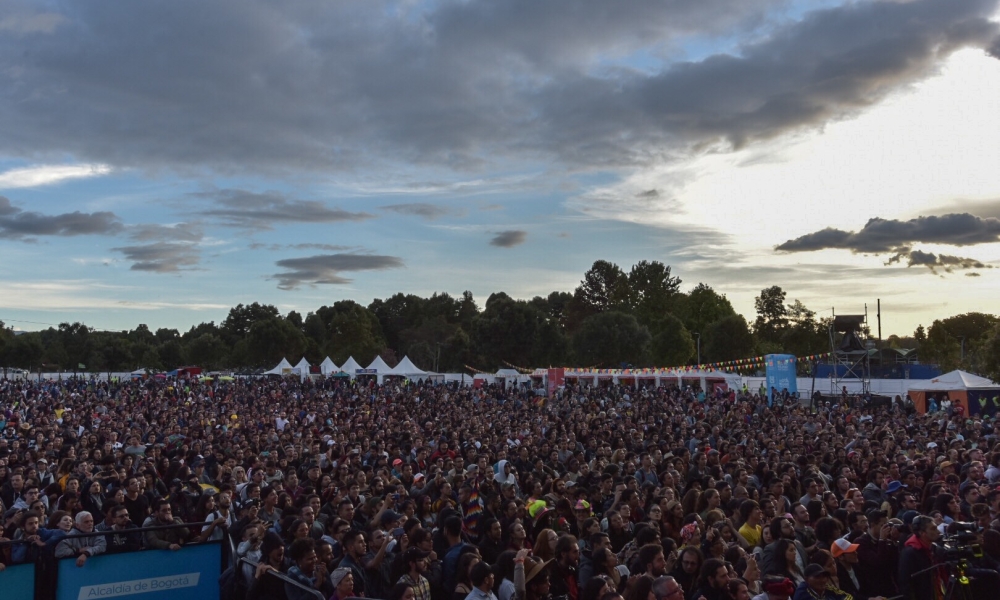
399,546,432,600
793,564,839,600
830,539,863,599
855,510,900,599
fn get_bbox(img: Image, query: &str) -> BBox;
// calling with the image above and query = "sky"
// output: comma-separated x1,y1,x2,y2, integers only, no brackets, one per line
2,0,1000,338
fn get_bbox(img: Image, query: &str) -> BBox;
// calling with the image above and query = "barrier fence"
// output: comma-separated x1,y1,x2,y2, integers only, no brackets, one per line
0,522,222,600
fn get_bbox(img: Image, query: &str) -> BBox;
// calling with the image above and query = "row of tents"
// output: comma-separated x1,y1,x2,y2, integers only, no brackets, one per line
263,355,432,383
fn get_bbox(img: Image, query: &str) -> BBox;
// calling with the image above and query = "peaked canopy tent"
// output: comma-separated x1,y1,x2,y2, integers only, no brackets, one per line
263,358,293,376
361,356,393,384
320,357,339,375
337,356,363,379
389,356,444,381
293,357,312,380
907,370,1000,416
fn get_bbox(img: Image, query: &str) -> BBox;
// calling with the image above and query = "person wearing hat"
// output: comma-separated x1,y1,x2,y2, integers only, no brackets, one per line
330,567,356,600
793,564,841,600
756,575,795,600
829,539,862,599
515,554,553,600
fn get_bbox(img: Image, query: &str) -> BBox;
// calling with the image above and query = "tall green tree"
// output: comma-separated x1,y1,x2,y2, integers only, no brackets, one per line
246,317,308,367
679,283,737,336
627,260,681,324
703,315,755,362
648,314,695,366
571,311,650,367
753,286,788,345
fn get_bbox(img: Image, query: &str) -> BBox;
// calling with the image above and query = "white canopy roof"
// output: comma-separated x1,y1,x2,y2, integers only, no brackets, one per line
320,357,338,375
495,368,520,377
390,355,428,377
264,358,293,375
365,355,393,373
338,356,362,373
909,370,999,391
293,357,311,372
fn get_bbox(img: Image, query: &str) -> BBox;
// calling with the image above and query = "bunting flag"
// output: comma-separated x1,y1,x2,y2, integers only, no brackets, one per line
500,360,535,374
558,352,831,376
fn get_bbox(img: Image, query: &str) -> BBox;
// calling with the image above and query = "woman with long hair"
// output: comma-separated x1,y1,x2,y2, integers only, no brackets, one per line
932,493,961,525
591,547,625,593
452,552,481,600
663,500,684,545
533,528,558,563
763,539,804,585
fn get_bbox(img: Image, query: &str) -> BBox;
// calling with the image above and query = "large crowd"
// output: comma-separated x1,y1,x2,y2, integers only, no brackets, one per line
2,373,1000,600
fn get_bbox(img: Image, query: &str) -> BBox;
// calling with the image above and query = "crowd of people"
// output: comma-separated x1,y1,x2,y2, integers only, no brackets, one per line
2,373,1000,600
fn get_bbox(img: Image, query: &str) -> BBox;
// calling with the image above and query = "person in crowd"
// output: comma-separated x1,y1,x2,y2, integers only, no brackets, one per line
54,510,106,566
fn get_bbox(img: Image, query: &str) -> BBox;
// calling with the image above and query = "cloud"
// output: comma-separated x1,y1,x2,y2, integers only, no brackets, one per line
128,222,203,243
381,203,452,220
0,196,123,239
777,214,1000,253
490,230,528,248
197,189,373,229
0,11,67,35
0,0,995,174
249,242,353,251
0,164,111,189
886,247,992,274
110,241,201,272
272,253,404,290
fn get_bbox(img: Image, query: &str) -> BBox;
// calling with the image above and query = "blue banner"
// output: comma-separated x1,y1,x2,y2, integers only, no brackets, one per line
0,561,35,600
765,354,797,406
57,543,220,600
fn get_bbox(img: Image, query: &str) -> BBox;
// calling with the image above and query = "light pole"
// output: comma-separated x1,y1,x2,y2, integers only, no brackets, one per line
695,333,701,366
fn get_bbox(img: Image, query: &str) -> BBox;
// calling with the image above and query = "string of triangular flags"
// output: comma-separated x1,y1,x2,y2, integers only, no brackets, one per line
566,352,831,375
501,360,535,374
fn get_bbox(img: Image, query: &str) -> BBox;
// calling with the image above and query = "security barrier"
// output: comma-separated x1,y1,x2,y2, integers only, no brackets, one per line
0,523,222,600
57,542,220,600
0,562,36,600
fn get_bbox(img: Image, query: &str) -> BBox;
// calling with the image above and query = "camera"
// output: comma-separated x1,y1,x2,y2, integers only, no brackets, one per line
934,525,983,562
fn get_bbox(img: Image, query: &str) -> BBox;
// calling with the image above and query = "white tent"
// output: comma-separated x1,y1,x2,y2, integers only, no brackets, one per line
366,356,393,373
338,356,362,377
293,357,311,379
389,356,428,378
320,357,338,375
264,358,293,375
909,370,997,391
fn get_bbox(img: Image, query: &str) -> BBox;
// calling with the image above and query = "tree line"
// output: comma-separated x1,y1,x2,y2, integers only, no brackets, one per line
2,259,994,377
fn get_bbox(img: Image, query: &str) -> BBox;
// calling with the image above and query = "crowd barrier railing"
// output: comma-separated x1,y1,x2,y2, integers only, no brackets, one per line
0,521,222,600
238,557,325,600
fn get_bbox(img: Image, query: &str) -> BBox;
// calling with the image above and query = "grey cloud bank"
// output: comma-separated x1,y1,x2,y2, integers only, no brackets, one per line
0,0,995,177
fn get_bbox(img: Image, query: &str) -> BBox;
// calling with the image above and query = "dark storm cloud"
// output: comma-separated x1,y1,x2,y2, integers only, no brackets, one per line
111,242,200,272
197,190,373,229
272,253,404,290
776,214,1000,253
490,230,527,248
381,203,452,220
0,0,996,174
0,195,123,239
